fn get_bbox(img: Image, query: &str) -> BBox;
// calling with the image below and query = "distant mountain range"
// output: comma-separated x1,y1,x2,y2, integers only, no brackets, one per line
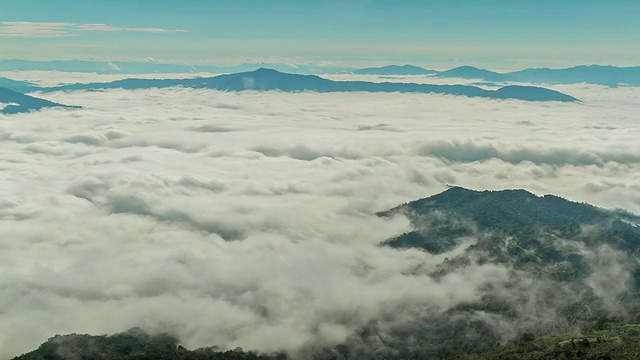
0,87,76,114
360,64,640,87
505,65,640,86
2,60,638,86
35,68,577,102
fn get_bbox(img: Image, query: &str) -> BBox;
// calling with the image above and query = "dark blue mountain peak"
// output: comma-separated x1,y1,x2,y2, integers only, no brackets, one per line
353,64,436,75
502,65,640,86
0,77,38,93
351,63,640,86
248,67,284,75
437,66,507,81
0,87,78,114
449,65,483,71
231,68,324,81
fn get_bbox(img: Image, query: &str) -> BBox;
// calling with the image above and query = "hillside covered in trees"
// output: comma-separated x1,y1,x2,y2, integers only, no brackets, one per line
378,187,640,278
14,323,640,360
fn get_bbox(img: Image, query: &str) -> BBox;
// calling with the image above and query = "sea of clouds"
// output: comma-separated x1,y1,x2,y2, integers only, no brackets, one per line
0,76,639,358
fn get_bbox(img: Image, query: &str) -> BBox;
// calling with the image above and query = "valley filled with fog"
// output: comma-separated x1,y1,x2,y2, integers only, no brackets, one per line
1,78,639,358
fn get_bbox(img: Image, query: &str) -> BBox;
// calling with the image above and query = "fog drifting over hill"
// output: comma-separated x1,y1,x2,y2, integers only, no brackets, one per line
1,78,639,358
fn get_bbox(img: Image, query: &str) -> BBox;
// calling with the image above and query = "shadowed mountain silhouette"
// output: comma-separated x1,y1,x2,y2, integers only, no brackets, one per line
435,66,508,82
507,65,640,87
0,77,38,93
2,60,638,86
432,64,640,87
350,64,640,87
40,68,578,102
353,64,437,75
491,85,574,100
0,87,77,114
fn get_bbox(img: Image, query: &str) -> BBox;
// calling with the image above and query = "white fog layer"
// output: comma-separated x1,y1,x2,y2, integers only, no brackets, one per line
0,82,639,358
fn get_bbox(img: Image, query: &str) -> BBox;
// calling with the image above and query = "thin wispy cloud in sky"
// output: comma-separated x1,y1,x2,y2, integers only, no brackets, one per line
0,21,187,38
1,0,638,68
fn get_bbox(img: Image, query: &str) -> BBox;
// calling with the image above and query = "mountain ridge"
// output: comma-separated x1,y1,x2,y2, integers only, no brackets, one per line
37,68,578,102
351,64,640,87
0,87,77,114
353,64,437,75
435,66,508,82
0,77,38,94
378,186,640,265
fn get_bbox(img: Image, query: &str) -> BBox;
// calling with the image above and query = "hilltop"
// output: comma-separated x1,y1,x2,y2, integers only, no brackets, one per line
378,187,640,270
350,64,640,87
353,64,437,75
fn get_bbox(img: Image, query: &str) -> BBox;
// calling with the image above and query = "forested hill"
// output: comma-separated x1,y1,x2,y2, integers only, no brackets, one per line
15,326,640,360
378,186,640,259
380,186,634,230
12,328,287,360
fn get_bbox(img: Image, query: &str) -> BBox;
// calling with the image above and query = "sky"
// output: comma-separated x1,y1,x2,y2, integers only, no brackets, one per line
1,0,639,69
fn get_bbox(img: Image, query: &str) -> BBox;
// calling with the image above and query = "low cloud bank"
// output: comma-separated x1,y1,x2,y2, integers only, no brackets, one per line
1,83,639,358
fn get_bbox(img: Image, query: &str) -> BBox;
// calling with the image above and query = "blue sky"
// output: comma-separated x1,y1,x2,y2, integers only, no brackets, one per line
1,0,639,69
